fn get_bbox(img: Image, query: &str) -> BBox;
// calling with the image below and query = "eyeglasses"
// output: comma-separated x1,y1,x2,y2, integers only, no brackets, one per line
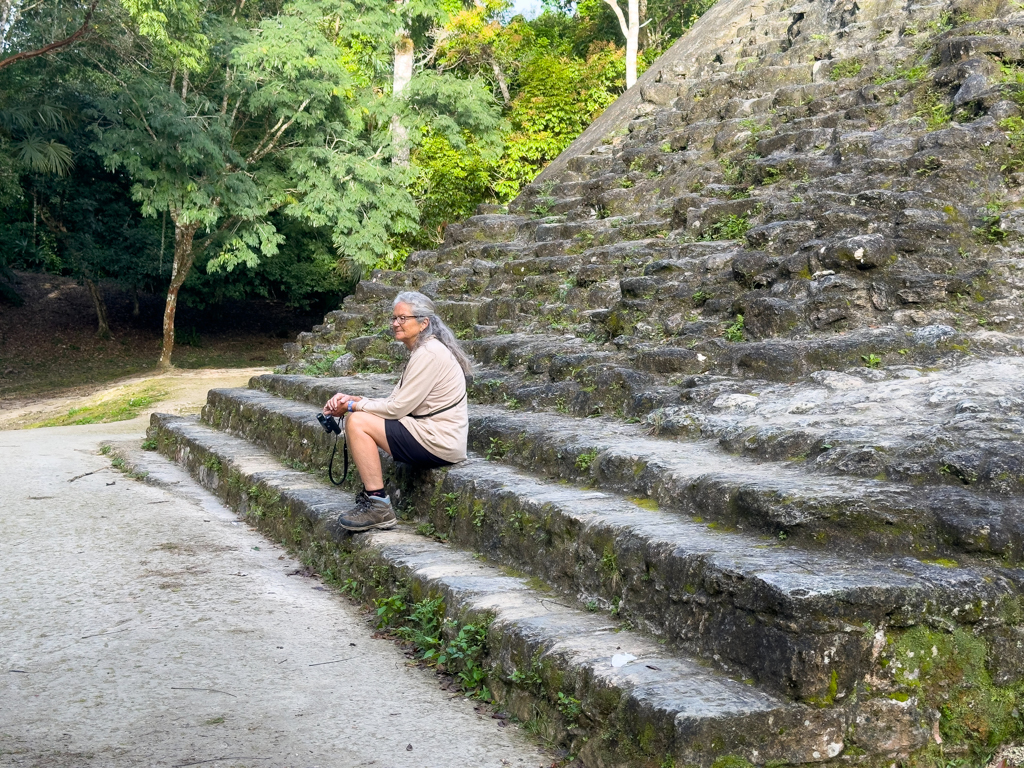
391,315,422,325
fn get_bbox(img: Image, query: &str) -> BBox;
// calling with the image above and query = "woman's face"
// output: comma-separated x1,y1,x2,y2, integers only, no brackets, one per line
391,301,428,349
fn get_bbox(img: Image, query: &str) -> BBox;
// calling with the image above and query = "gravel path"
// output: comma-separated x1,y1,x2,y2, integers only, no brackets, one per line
0,420,551,768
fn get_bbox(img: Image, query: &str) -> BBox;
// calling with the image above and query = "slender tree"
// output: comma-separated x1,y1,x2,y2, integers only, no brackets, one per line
602,0,639,88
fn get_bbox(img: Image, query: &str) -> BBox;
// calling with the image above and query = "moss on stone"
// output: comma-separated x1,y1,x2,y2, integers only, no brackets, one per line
890,625,1024,752
710,755,754,768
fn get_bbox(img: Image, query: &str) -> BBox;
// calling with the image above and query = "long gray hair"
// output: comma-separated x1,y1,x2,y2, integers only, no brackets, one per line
394,291,473,375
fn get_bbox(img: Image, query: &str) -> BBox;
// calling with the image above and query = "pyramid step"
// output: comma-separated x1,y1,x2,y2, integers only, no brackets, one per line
149,413,852,767
648,355,1024,498
270,354,1024,565
196,385,1024,710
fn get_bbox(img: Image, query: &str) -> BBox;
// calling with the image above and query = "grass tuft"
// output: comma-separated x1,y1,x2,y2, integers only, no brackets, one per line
29,383,170,428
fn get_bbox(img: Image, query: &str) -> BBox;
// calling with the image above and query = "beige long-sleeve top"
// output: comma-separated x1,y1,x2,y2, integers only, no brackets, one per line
357,337,468,464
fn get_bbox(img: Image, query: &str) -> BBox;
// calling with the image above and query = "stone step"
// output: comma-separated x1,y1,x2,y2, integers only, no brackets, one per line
247,373,1024,567
148,412,853,767
645,355,1024,498
198,384,1024,706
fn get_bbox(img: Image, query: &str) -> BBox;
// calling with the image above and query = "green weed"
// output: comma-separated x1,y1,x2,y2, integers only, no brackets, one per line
861,353,883,369
915,88,953,130
556,692,582,725
724,315,745,342
692,289,712,306
829,58,864,80
700,215,750,241
485,437,507,461
575,449,599,472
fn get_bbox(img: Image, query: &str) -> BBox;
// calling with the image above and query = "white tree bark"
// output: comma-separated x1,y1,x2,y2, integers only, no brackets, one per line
602,0,639,89
391,31,414,166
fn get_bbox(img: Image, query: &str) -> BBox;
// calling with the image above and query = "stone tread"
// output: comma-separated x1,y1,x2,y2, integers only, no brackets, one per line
150,412,851,766
210,384,1024,701
250,373,1024,566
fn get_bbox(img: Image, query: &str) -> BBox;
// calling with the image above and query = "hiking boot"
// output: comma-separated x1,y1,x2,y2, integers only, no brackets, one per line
336,491,397,531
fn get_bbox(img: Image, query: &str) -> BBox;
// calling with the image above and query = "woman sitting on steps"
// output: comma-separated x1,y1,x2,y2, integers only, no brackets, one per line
322,291,471,531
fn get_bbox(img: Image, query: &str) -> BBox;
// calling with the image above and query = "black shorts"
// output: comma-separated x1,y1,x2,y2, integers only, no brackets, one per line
384,419,454,469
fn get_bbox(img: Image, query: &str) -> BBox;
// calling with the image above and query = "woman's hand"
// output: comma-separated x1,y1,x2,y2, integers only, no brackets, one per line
323,393,364,416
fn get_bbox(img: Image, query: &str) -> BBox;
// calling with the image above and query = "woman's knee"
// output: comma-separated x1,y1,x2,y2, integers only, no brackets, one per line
346,412,390,451
345,411,378,434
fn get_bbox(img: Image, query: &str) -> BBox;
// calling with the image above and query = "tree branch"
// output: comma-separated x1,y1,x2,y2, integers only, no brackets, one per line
0,0,98,71
601,0,629,40
246,97,312,164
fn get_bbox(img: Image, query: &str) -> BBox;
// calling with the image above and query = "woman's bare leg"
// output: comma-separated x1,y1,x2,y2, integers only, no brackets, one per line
345,412,392,490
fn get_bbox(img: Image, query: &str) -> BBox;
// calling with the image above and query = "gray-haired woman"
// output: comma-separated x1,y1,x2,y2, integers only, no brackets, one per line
323,291,472,531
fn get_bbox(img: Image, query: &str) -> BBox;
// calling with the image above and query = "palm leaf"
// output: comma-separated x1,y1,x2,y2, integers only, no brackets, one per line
11,134,74,175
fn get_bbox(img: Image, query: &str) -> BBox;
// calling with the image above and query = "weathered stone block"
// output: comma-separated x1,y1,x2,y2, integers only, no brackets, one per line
823,234,897,271
744,297,802,339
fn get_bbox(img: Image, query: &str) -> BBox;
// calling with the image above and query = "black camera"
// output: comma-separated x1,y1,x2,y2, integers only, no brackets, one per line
317,412,342,435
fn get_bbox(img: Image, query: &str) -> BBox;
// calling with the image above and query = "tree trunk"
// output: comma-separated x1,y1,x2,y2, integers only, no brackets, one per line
159,218,199,368
638,0,648,46
602,0,639,88
132,287,140,317
391,31,414,166
490,57,511,107
625,0,639,89
85,278,111,338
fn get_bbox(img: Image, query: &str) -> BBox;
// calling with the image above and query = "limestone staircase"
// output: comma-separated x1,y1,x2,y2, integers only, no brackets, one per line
143,0,1024,763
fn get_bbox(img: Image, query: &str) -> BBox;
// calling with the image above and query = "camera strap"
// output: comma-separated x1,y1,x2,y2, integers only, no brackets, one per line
327,436,348,486
409,392,466,419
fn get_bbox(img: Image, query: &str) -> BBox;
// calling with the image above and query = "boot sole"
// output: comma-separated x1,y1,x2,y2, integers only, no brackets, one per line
338,516,398,532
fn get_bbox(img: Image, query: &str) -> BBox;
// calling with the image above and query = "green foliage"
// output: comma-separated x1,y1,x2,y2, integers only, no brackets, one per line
873,62,929,84
492,45,624,199
375,594,408,629
692,289,712,306
998,116,1024,174
556,691,582,724
0,0,721,335
829,58,864,80
861,353,882,368
575,448,599,471
724,314,745,342
395,596,446,659
701,215,750,241
438,620,492,695
760,166,782,185
485,437,507,460
975,214,1008,243
29,384,169,427
915,88,953,130
408,131,498,247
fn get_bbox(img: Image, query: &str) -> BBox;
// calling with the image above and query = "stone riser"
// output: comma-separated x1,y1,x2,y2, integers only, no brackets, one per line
233,378,1024,690
247,372,1024,565
148,413,862,768
202,387,873,699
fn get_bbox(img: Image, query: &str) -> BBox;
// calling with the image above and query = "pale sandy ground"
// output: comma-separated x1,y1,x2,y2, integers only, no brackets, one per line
0,372,552,768
0,367,271,430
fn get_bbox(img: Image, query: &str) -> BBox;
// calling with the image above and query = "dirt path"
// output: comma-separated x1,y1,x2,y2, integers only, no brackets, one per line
0,367,271,430
0,418,552,767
